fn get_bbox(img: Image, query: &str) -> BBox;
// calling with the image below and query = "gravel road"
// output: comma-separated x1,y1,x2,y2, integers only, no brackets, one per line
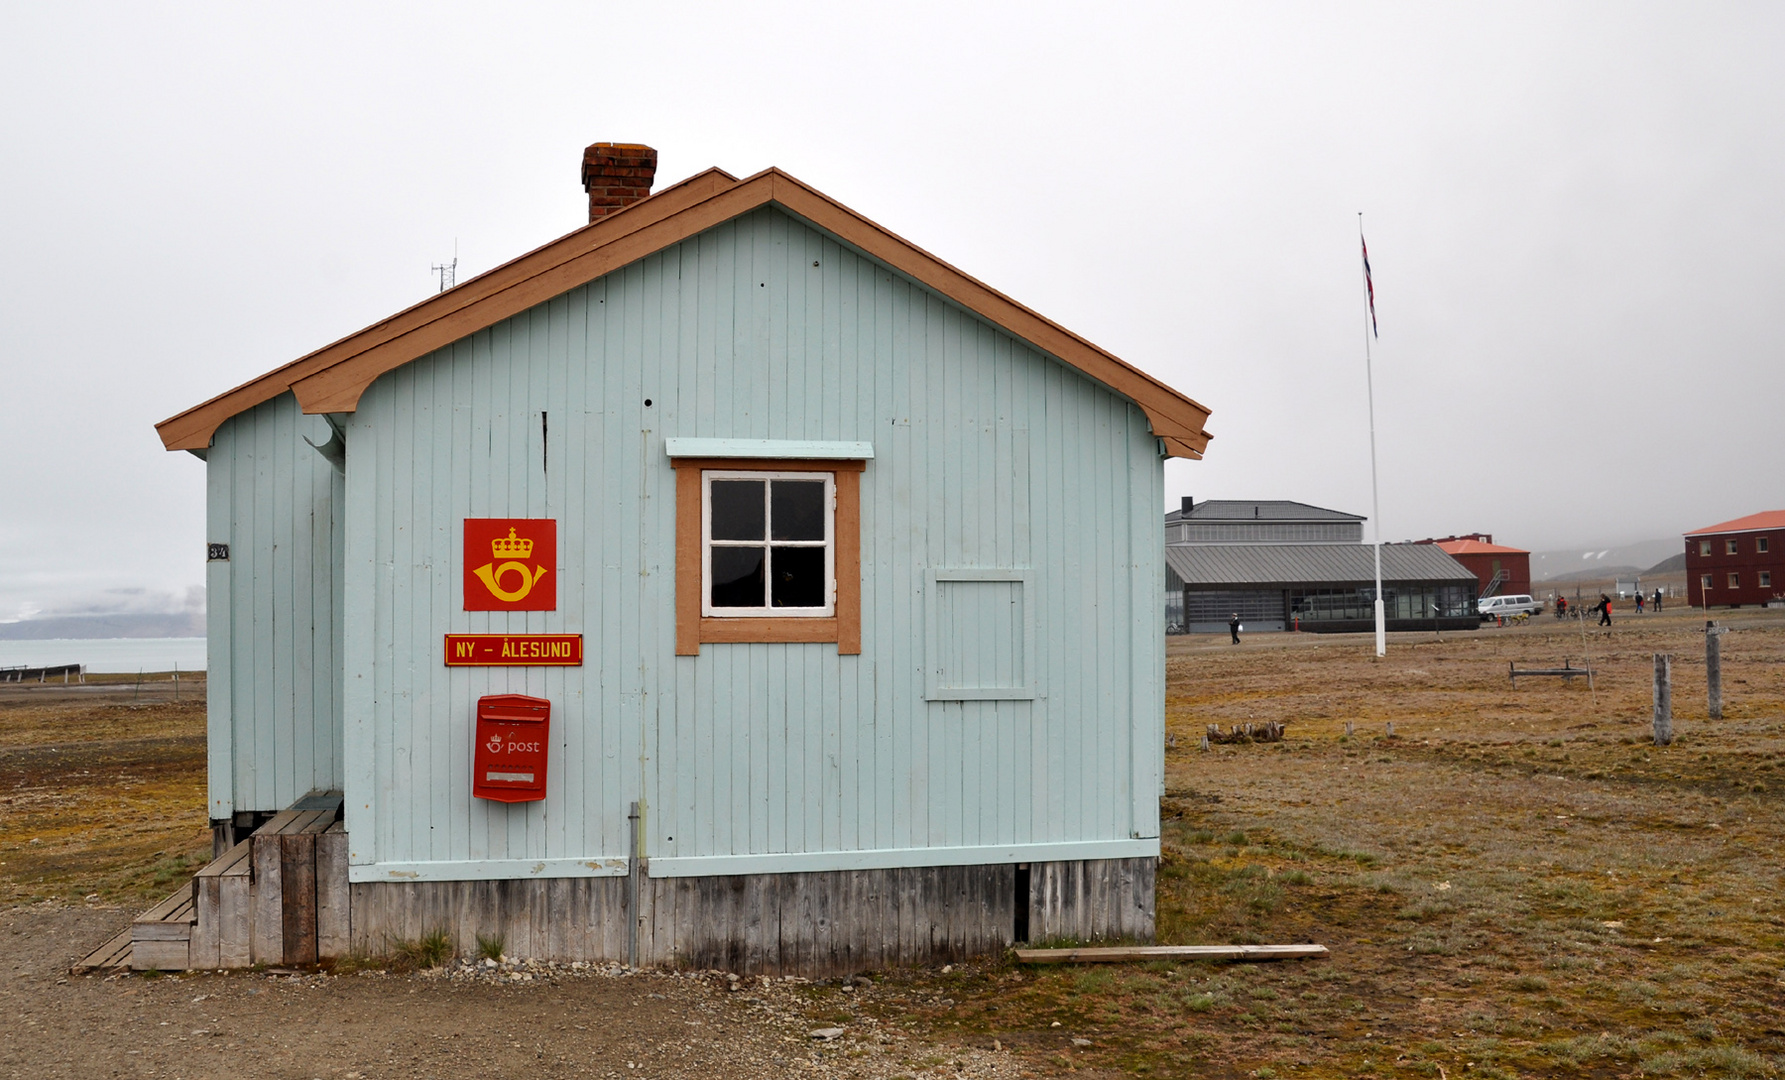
5,903,1114,1079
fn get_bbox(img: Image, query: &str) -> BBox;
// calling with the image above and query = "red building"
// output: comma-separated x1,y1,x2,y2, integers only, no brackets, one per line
1685,510,1785,608
1412,534,1531,598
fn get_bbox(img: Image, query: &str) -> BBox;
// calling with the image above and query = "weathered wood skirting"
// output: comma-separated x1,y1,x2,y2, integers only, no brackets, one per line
350,857,1156,976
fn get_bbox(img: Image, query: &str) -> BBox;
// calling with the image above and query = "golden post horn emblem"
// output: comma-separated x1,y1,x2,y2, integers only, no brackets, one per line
473,528,549,603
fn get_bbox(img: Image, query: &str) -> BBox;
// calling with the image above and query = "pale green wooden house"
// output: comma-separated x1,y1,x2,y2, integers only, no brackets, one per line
153,142,1214,973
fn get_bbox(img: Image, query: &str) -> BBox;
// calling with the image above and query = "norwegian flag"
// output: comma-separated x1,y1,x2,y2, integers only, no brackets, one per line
1361,232,1378,338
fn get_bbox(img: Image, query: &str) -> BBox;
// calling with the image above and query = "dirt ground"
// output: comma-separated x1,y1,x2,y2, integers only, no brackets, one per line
5,608,1784,1078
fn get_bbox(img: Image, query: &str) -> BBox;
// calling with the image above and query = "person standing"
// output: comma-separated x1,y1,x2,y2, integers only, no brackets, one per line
1635,592,1645,614
1598,593,1613,627
1654,587,1664,613
1229,612,1242,645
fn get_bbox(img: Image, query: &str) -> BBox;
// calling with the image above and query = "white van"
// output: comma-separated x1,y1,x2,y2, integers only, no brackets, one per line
1479,594,1542,620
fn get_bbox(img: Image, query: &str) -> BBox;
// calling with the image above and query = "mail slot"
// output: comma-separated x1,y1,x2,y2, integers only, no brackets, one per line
473,693,550,803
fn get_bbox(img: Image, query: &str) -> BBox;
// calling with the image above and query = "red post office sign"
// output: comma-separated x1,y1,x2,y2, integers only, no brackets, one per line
444,634,583,666
473,693,550,803
464,518,557,611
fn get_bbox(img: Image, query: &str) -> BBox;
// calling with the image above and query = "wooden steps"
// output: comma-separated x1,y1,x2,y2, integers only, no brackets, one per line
71,927,133,974
72,792,346,973
249,803,345,966
190,834,253,968
130,884,199,970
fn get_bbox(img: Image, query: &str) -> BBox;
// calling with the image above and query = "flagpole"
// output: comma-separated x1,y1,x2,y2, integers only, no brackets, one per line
1360,213,1386,658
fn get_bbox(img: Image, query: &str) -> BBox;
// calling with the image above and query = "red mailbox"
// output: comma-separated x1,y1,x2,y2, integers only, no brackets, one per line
473,693,550,803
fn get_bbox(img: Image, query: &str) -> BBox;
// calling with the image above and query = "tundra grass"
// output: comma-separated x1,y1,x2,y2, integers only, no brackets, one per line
864,610,1785,1078
0,690,211,906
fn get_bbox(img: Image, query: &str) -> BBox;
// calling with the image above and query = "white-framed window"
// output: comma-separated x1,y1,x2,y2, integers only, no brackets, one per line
1759,537,1771,554
701,470,835,617
1699,540,1713,557
1727,539,1740,555
1761,571,1773,588
1701,574,1714,590
1729,573,1741,589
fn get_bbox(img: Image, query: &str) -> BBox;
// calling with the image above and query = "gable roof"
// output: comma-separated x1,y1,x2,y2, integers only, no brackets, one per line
1165,500,1364,524
156,166,1214,458
1164,543,1473,587
1434,538,1528,556
1685,510,1785,537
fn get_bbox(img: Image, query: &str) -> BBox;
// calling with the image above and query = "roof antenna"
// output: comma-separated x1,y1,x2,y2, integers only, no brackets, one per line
432,239,458,293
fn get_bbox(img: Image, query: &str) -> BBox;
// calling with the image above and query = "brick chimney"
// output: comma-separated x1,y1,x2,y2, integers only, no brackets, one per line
581,143,657,223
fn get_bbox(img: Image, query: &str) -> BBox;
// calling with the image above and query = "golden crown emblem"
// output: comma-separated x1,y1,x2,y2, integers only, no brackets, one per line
491,527,534,560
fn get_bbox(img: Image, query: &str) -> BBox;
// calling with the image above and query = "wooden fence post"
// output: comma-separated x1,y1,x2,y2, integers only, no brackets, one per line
1705,622,1723,721
1652,654,1673,746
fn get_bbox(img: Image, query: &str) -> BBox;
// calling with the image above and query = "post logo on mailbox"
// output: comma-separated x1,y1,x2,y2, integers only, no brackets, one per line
473,693,551,803
464,518,556,611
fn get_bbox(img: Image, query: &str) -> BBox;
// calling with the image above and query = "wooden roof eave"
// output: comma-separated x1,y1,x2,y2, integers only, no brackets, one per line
152,167,742,451
158,166,1214,460
757,173,1212,459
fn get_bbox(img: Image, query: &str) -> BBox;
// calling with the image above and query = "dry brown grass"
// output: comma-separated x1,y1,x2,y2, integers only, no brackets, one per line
0,682,211,906
870,609,1785,1078
11,617,1785,1076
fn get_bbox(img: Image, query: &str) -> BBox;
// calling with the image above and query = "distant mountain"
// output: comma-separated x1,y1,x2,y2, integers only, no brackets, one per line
0,613,205,640
1543,565,1642,584
1645,552,1687,574
1532,537,1683,583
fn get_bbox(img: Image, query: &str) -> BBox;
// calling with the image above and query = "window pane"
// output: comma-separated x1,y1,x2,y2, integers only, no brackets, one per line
710,480,765,541
771,480,826,541
771,545,826,607
711,547,765,607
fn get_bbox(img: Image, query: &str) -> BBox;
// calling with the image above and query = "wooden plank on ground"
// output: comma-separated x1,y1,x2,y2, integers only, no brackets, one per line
1015,944,1329,964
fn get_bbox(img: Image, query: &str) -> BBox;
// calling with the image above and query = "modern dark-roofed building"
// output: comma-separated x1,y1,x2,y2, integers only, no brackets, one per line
1164,498,1477,633
1166,544,1478,633
1166,498,1364,545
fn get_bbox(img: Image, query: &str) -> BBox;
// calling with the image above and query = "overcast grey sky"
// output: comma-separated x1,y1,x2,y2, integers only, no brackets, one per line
2,2,1781,624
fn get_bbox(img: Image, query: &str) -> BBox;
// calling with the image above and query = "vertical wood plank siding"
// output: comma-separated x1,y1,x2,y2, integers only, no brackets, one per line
330,206,1161,874
206,396,345,814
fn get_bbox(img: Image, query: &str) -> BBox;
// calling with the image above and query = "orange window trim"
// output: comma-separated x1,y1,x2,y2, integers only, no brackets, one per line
671,457,864,655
